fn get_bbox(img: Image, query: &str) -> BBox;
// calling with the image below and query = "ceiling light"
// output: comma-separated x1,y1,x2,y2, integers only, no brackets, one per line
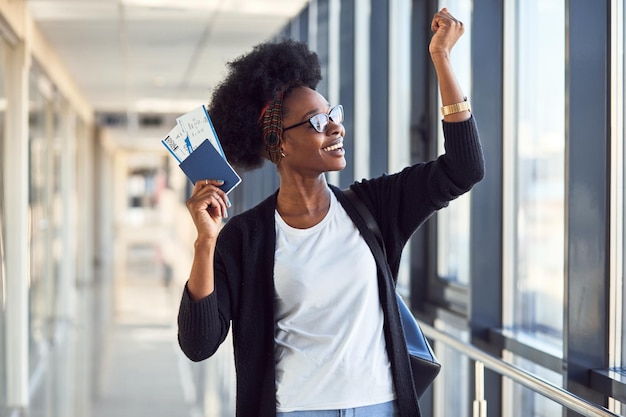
119,0,222,12
120,0,309,16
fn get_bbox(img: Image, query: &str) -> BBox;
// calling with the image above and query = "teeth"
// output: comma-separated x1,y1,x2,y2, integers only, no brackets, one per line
323,143,343,151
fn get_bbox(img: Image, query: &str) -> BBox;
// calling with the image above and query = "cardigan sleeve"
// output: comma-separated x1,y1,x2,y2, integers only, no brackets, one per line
433,115,485,203
177,287,225,361
177,239,233,362
351,116,484,274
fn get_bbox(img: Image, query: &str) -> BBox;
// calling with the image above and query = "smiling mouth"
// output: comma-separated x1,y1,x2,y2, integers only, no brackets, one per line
322,139,344,152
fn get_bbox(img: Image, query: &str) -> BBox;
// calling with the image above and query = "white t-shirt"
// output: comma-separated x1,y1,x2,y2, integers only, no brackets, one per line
273,192,395,412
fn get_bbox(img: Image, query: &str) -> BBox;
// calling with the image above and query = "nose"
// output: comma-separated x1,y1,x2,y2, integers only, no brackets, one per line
326,117,344,136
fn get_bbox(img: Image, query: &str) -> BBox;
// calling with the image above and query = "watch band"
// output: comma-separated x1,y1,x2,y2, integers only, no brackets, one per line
441,98,471,116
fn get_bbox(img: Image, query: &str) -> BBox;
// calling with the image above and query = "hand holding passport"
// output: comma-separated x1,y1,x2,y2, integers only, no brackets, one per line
162,105,241,194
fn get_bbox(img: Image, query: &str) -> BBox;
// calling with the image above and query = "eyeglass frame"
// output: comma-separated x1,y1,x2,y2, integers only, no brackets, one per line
282,105,344,133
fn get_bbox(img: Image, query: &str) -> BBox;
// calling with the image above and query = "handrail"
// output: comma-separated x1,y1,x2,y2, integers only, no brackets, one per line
419,322,620,417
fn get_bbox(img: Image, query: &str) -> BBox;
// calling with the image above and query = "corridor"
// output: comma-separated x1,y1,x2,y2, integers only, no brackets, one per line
91,244,198,417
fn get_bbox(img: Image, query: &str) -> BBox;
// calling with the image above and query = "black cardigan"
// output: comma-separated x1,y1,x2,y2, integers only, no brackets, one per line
178,116,485,417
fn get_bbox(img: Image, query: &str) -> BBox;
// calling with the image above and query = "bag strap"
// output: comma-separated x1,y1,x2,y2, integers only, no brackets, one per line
342,188,387,262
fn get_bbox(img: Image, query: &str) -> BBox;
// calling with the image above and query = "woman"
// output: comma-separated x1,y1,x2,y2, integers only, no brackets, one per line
178,8,484,417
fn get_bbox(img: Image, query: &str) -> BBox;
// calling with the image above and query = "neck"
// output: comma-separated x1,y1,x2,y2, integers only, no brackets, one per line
275,175,332,227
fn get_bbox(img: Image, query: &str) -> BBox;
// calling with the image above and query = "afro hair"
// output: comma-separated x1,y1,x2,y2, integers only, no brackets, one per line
208,39,322,171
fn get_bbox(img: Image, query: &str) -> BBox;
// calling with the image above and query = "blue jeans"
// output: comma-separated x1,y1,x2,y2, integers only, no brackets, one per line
276,400,399,417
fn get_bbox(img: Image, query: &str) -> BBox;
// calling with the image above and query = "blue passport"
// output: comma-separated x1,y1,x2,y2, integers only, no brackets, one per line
178,138,241,194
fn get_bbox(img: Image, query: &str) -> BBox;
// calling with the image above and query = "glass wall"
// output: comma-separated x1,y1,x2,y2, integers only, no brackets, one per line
615,0,626,374
28,67,54,381
0,35,8,411
504,0,565,345
28,63,79,417
27,68,69,417
610,0,626,404
504,0,566,414
436,0,473,284
508,356,563,417
433,319,470,417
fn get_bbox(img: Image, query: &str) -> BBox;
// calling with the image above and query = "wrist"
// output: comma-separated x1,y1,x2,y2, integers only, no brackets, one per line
194,236,217,249
441,97,471,116
430,50,450,62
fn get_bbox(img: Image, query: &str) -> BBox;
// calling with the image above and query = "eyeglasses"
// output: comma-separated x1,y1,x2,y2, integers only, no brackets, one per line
283,105,344,133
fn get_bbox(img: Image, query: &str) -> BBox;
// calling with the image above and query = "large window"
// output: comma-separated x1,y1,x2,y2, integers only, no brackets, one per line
506,356,563,416
433,319,470,417
613,0,626,373
0,35,8,411
28,68,56,380
436,0,473,284
620,7,626,403
28,65,73,417
504,0,565,344
503,0,566,414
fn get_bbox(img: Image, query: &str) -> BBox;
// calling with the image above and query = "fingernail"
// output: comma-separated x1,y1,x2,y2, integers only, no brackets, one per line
226,196,232,208
217,179,225,184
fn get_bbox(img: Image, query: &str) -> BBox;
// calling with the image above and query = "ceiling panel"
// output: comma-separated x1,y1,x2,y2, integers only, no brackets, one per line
26,0,309,115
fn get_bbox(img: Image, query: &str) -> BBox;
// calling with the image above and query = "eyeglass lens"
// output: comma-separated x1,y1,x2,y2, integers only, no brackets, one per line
310,105,344,133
